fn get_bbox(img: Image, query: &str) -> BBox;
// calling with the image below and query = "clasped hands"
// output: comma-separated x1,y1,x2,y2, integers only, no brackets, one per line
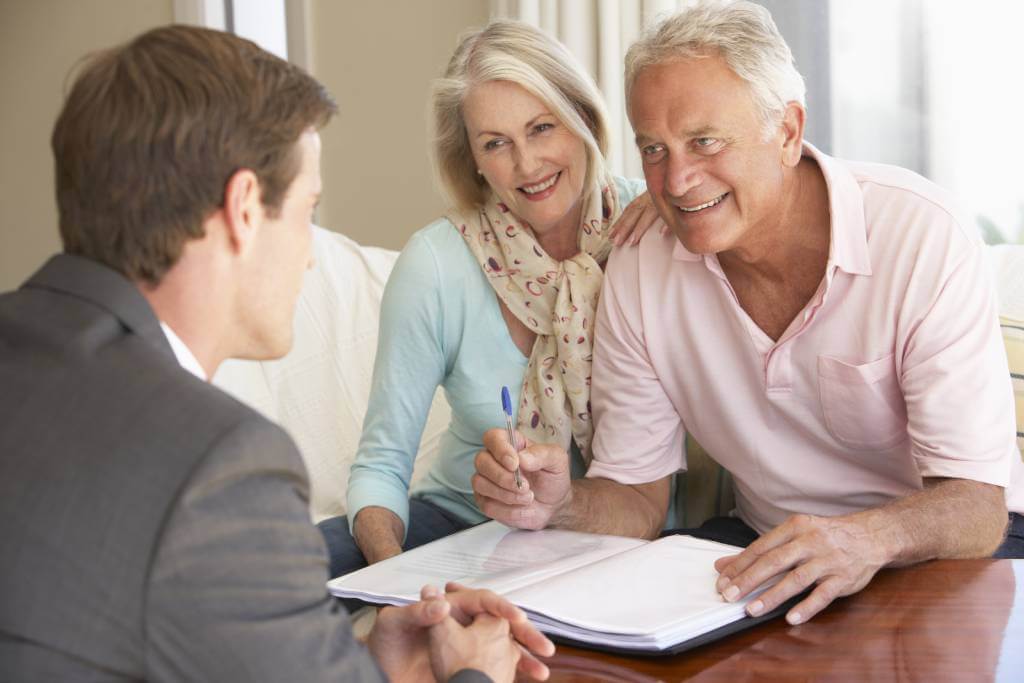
473,428,890,625
369,581,555,683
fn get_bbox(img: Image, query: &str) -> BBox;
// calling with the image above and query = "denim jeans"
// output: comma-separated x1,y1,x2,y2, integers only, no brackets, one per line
994,512,1024,558
662,515,759,547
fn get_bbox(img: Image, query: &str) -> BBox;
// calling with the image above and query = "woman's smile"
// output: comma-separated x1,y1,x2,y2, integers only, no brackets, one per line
520,171,561,200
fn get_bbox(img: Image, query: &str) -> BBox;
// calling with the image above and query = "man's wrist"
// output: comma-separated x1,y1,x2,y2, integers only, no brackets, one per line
546,482,577,530
849,507,909,568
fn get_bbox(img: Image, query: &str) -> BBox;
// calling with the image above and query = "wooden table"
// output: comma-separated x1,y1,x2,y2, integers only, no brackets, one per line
541,559,1023,682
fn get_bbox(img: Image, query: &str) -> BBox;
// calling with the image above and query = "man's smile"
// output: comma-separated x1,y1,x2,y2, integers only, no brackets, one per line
676,192,729,213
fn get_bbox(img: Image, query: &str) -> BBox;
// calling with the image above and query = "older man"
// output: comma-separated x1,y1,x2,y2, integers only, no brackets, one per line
473,1,1024,625
0,25,553,682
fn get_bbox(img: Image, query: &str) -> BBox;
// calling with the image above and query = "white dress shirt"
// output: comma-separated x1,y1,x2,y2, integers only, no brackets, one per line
160,322,206,381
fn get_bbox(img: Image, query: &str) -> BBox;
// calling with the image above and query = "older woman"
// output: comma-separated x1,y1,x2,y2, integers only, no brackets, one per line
317,20,662,577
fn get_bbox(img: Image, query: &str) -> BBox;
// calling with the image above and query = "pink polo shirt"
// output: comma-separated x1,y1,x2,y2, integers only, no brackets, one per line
587,143,1024,534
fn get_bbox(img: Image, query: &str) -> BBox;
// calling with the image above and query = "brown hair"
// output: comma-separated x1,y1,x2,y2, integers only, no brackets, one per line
52,24,337,284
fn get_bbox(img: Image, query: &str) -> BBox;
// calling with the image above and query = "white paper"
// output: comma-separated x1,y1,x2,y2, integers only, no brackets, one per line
328,521,645,604
327,521,764,652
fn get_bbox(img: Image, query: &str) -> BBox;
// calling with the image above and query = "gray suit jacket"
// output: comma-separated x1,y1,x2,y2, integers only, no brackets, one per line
0,254,398,681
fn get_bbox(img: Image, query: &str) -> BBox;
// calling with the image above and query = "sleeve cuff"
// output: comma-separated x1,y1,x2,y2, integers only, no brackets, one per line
448,669,493,683
912,443,1016,488
585,457,682,486
345,475,411,542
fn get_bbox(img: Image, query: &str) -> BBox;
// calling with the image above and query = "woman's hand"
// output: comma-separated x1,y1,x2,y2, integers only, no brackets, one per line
608,191,668,246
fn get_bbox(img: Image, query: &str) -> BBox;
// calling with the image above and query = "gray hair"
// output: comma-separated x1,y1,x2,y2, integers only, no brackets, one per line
431,20,610,212
625,1,805,134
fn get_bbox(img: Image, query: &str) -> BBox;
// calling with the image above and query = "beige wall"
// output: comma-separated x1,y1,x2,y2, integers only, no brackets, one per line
0,1,488,292
310,0,490,251
0,0,175,292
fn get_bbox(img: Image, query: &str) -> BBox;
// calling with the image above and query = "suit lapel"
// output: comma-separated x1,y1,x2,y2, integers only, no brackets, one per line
23,254,175,359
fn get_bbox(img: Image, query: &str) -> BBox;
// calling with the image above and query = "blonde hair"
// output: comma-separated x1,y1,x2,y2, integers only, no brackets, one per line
432,20,610,213
625,0,805,134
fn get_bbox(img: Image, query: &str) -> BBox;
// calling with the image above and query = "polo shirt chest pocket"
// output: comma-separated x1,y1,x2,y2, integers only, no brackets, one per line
817,353,908,450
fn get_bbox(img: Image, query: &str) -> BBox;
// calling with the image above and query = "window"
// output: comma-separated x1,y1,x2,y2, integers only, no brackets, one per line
829,0,1024,243
503,0,1024,243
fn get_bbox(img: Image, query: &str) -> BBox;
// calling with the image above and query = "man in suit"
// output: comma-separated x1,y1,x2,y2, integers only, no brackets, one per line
0,25,552,682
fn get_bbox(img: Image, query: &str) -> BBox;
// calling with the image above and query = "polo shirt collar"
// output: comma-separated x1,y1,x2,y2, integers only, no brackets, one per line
671,240,703,262
805,142,872,277
669,142,872,277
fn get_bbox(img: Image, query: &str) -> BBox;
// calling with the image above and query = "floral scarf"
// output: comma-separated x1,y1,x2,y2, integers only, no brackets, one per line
449,179,619,461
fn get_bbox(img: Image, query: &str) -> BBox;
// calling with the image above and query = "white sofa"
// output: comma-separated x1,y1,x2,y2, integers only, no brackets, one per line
213,227,1024,525
213,227,450,522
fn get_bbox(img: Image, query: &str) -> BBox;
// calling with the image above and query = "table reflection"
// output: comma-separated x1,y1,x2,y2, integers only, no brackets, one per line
995,560,1024,682
543,559,1019,682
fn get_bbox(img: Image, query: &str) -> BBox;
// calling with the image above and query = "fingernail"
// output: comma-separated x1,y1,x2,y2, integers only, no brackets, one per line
787,611,802,625
715,576,729,592
427,600,445,618
747,600,763,616
504,455,516,469
722,585,740,602
422,585,439,598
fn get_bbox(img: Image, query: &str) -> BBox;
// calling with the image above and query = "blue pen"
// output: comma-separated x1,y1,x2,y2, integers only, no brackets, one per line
500,386,523,489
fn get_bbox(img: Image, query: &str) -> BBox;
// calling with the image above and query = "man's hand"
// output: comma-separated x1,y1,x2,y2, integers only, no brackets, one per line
713,513,888,626
366,587,449,683
353,506,405,564
442,582,554,681
472,428,571,530
429,613,520,683
713,479,1007,625
367,584,555,682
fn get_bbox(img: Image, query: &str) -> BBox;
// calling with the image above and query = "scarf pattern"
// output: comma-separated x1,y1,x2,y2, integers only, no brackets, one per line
450,180,619,461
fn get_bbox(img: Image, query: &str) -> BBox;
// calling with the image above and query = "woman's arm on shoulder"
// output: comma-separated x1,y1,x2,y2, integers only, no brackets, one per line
608,176,667,247
614,175,648,205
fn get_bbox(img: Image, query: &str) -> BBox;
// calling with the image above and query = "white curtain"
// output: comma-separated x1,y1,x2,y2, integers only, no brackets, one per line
491,0,693,179
489,1,834,179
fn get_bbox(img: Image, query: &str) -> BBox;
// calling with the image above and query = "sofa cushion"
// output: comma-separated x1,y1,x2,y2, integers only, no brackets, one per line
1001,318,1024,456
213,226,451,522
989,245,1024,458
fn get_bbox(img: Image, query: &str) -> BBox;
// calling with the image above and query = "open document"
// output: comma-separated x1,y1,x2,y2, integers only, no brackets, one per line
327,521,783,655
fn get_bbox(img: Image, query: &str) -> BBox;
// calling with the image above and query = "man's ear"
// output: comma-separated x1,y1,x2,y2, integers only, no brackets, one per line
222,168,263,254
779,101,805,168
